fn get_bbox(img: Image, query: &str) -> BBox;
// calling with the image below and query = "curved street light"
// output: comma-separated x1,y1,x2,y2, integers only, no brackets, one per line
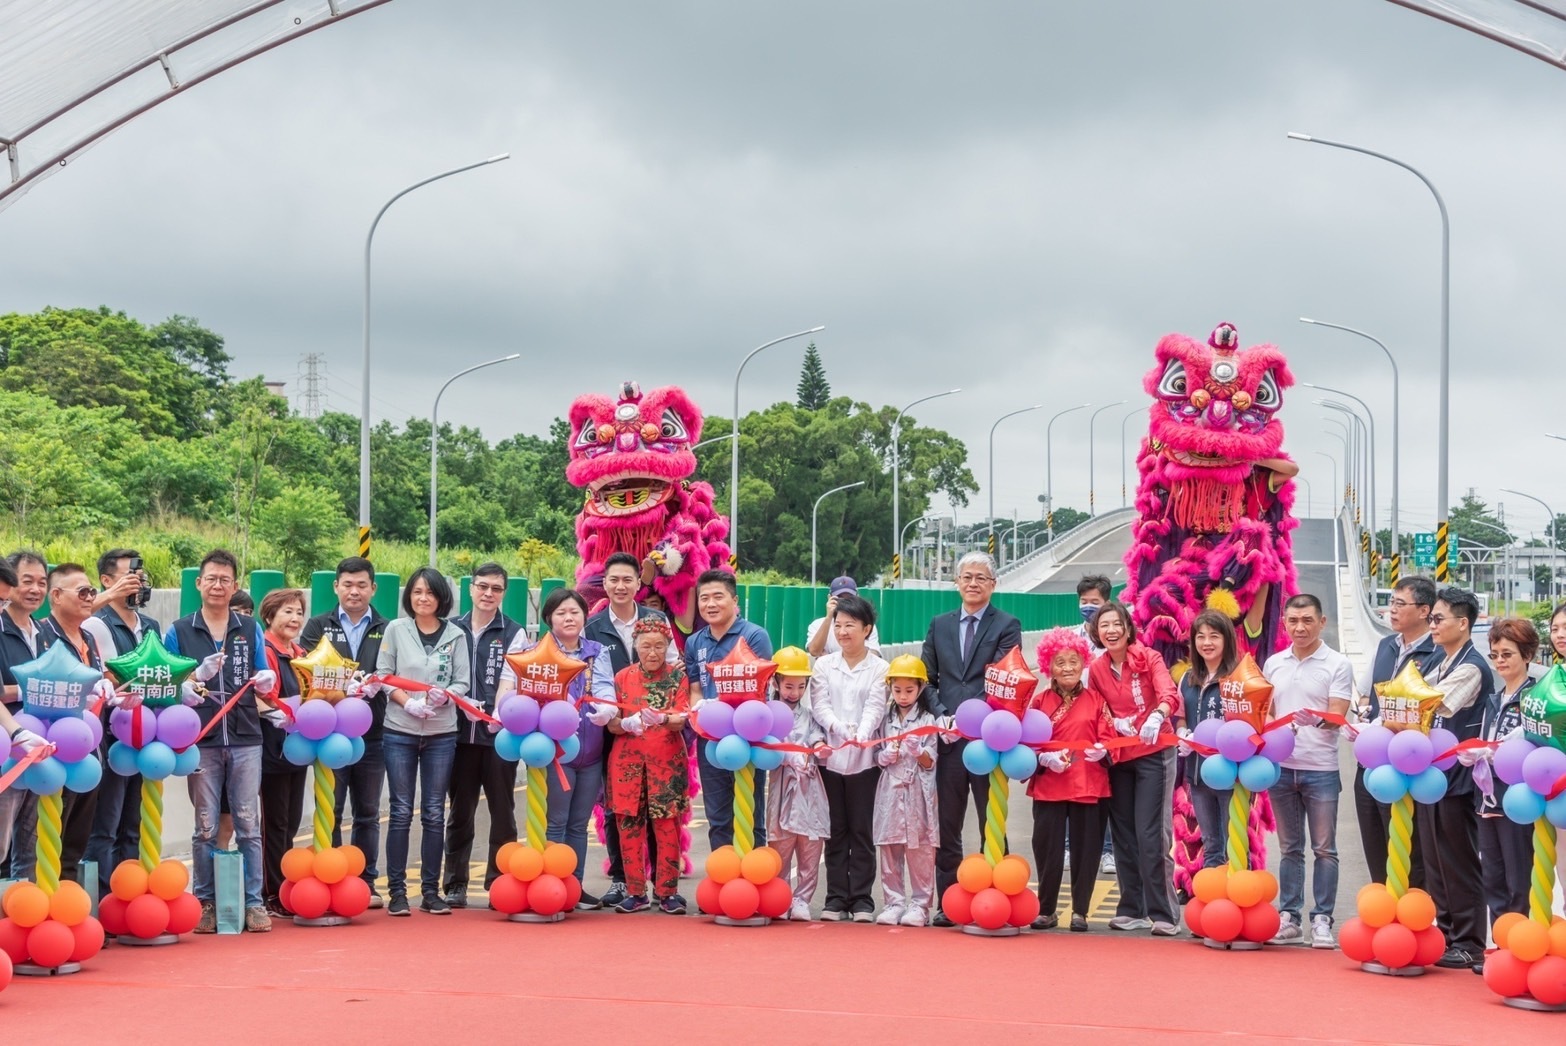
892,388,962,585
1120,407,1144,508
429,353,521,565
1045,403,1090,542
812,481,866,588
987,404,1044,565
1088,401,1127,517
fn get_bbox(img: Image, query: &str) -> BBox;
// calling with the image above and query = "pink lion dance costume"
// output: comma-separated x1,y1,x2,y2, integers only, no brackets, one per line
1122,323,1297,896
566,381,731,878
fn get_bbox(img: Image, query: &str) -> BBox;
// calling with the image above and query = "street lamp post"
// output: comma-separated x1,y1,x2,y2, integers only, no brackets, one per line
1297,476,1313,518
1289,132,1449,581
1312,385,1377,542
730,326,826,570
1045,403,1090,542
692,433,736,452
1088,401,1127,518
987,404,1044,566
1322,421,1353,510
1120,406,1143,509
1501,488,1558,609
900,514,931,582
1301,319,1401,580
1322,414,1359,516
1465,516,1514,615
892,388,962,586
1314,451,1339,563
429,353,521,566
361,153,511,560
812,481,865,588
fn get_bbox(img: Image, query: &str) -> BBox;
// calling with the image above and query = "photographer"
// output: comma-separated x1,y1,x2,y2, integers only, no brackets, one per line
805,576,881,657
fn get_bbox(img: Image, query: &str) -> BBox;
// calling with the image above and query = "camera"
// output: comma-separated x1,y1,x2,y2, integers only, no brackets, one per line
129,556,152,608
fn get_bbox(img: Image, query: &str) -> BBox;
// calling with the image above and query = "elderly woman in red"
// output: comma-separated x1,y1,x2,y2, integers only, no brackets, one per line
605,616,692,915
1085,600,1182,936
1028,627,1114,932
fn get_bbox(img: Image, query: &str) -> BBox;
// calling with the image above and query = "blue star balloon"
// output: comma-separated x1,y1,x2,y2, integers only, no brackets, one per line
15,642,104,721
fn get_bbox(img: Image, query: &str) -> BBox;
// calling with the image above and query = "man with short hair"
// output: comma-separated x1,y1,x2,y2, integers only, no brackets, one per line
299,556,389,907
445,561,524,908
920,551,1022,926
166,550,278,933
805,576,881,657
1262,593,1354,949
1,551,55,878
0,558,51,876
686,569,773,850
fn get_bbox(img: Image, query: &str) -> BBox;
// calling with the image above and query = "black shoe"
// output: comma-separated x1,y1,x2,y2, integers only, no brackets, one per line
387,896,410,917
1434,946,1476,969
1030,913,1059,930
1070,914,1089,932
419,895,452,915
931,911,954,928
575,890,602,911
443,889,468,910
601,881,628,908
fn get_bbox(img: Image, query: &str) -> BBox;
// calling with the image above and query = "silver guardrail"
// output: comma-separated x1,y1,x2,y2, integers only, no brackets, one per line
1340,509,1393,640
994,507,1135,586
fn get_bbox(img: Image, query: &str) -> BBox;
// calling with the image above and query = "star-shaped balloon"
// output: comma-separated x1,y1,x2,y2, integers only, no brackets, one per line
290,635,359,703
505,632,588,703
106,632,200,709
1521,663,1566,755
1374,660,1444,733
15,642,104,721
707,638,777,708
983,647,1037,717
1219,653,1273,731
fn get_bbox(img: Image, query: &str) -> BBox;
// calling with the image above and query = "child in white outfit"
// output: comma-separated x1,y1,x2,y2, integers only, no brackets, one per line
765,647,830,921
873,656,939,927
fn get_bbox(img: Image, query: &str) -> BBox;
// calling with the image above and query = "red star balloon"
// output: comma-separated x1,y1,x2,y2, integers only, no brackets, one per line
1219,653,1273,731
983,647,1037,717
504,632,588,703
708,638,777,708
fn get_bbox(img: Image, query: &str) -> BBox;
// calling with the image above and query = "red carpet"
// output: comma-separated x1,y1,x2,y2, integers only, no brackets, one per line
2,913,1560,1044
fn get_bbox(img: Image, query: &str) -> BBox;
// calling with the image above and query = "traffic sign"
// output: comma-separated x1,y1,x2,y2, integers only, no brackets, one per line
1413,532,1435,571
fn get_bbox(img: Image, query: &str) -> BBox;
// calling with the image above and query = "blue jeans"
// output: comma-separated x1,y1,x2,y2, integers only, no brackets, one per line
0,789,37,878
331,736,385,887
1273,767,1341,924
547,760,604,882
189,746,264,908
383,730,456,900
696,742,768,850
86,767,141,895
1191,782,1231,870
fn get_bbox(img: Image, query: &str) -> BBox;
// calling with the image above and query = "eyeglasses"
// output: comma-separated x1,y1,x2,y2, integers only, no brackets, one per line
1488,649,1517,660
72,585,97,601
1429,613,1449,625
956,574,995,585
1387,599,1427,610
201,576,235,588
472,582,505,594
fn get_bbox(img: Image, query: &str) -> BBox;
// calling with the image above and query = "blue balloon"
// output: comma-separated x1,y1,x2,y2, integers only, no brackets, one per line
1236,755,1280,792
961,739,1000,776
494,729,523,762
750,738,785,772
64,754,102,793
1199,755,1237,790
703,740,722,767
1503,783,1547,826
1407,765,1448,805
316,733,354,770
1365,764,1410,804
173,746,201,776
281,732,318,768
559,734,581,764
107,740,140,777
348,736,366,764
519,731,557,768
1545,789,1566,829
136,741,178,781
1000,744,1038,781
23,755,67,795
714,734,752,772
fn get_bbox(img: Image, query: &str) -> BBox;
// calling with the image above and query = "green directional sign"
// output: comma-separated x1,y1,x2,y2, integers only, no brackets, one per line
1413,532,1436,571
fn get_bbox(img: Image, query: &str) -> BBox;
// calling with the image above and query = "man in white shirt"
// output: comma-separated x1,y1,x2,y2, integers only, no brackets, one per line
806,576,881,657
1262,593,1354,950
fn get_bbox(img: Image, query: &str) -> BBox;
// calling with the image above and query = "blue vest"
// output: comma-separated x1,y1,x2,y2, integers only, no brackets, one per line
1366,632,1435,719
168,612,264,748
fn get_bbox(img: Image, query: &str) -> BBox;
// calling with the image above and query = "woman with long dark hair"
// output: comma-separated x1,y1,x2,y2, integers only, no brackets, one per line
1178,610,1240,871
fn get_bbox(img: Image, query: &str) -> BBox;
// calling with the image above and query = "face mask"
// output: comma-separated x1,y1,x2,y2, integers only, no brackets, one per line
1079,604,1100,624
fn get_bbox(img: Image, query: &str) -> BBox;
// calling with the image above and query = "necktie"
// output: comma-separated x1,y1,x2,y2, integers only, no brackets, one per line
962,614,977,661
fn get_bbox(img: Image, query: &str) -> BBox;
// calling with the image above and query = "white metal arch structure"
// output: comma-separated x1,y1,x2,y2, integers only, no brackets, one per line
0,0,392,210
1386,0,1566,68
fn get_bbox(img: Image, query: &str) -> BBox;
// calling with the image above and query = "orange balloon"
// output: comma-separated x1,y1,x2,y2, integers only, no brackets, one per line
48,881,91,927
1508,919,1551,963
340,845,366,879
990,856,1031,897
1548,920,1566,959
1226,870,1266,909
1493,911,1528,950
705,846,742,885
313,847,349,885
957,855,993,893
1395,889,1436,932
509,845,544,882
1193,867,1228,904
109,861,149,903
542,842,578,879
4,883,50,928
740,848,776,885
754,846,784,879
1255,870,1279,904
1357,884,1397,928
149,860,189,902
496,842,522,875
280,847,316,884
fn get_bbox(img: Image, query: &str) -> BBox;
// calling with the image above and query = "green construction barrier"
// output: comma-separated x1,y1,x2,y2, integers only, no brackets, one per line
458,576,472,616
539,577,565,611
249,570,285,609
781,587,805,651
309,570,338,618
180,567,201,617
372,572,401,621
504,577,530,625
747,585,769,639
764,585,787,650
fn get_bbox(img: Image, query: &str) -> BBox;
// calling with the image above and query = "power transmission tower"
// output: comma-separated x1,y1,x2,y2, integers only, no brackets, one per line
298,352,324,419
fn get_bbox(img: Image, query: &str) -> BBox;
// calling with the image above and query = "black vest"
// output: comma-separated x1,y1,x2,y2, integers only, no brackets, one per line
453,610,524,746
1478,679,1529,812
260,636,306,775
168,611,263,748
0,613,57,709
300,609,388,741
1366,632,1435,719
92,607,161,658
1420,640,1490,798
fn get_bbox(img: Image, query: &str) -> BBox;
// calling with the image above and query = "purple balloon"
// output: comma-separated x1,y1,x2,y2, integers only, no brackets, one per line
1428,727,1460,772
1494,735,1534,786
733,701,774,743
1522,746,1566,797
1387,730,1434,776
954,699,991,740
79,709,103,750
1216,720,1260,763
768,700,795,740
1259,725,1295,764
153,705,201,751
109,706,157,747
695,701,734,738
1354,724,1394,770
46,717,95,763
295,699,337,742
980,709,1022,752
1019,708,1053,745
333,698,373,740
1191,717,1224,751
278,696,302,734
498,693,540,735
538,700,580,742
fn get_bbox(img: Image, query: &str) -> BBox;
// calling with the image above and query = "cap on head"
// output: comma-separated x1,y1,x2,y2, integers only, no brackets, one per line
773,646,813,677
885,654,929,683
828,576,858,596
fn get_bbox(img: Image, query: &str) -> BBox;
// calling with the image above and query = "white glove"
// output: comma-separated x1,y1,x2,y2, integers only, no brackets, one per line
110,687,143,710
1353,703,1374,724
1039,751,1070,773
91,678,116,704
1139,711,1166,745
1083,744,1109,762
425,687,451,709
193,652,225,683
10,728,47,753
1176,728,1193,759
262,710,288,728
586,704,616,727
347,674,383,699
620,715,645,737
252,669,278,697
1501,724,1524,742
1456,745,1492,767
639,708,667,727
458,702,488,724
1112,715,1137,737
402,696,435,720
487,720,502,734
180,681,206,707
935,715,955,732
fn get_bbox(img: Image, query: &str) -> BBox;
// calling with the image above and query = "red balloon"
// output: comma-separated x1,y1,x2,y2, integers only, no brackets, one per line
756,877,793,919
488,876,528,916
0,948,10,992
278,880,294,913
1371,923,1417,969
1527,955,1566,1006
124,894,171,939
288,878,331,920
718,878,760,920
1201,899,1243,943
1411,926,1446,968
528,874,569,917
1484,949,1532,998
1183,898,1207,937
330,877,370,918
96,896,129,938
0,917,32,963
1240,902,1281,943
165,893,202,936
562,875,583,911
26,920,74,968
1338,917,1376,963
695,877,723,916
941,884,974,926
1008,891,1041,928
970,888,1010,931
68,917,104,963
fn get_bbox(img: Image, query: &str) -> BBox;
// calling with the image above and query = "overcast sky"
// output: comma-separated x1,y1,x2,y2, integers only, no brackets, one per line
3,0,1564,543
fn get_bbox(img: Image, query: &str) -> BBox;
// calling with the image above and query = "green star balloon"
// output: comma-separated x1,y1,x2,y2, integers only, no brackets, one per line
106,632,200,709
1521,663,1566,755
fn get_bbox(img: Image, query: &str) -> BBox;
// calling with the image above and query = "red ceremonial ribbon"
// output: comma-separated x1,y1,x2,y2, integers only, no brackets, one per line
0,744,55,796
189,681,256,748
375,673,568,788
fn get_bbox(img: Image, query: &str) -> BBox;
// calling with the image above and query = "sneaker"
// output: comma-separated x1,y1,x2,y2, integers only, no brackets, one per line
444,889,468,910
195,902,217,934
931,911,954,928
419,895,451,915
616,894,652,914
1311,915,1335,949
851,910,874,924
244,907,272,933
1108,915,1151,931
659,894,688,915
601,881,628,908
875,904,905,926
387,895,411,917
900,906,927,927
820,908,846,922
1151,921,1179,937
1435,946,1479,969
368,889,385,910
1099,852,1116,876
1268,912,1303,945
264,896,291,919
575,890,602,911
789,900,813,922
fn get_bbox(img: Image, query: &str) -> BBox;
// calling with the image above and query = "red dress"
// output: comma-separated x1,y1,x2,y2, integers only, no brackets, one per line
606,662,691,899
1025,685,1115,803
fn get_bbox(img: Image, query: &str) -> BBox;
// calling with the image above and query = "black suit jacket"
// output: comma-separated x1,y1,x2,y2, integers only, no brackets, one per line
920,605,1023,717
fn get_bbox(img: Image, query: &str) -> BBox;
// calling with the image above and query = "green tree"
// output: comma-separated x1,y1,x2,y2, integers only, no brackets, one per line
255,485,345,583
796,343,831,410
1450,493,1511,550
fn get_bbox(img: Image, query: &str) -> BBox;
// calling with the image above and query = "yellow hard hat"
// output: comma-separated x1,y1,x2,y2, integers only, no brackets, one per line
885,654,929,683
773,646,813,677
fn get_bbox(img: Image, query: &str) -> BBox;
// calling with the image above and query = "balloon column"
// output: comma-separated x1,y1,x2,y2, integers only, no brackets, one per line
99,634,204,945
487,634,588,923
941,648,1047,935
1481,665,1566,1010
274,637,373,924
1337,662,1449,975
1182,654,1283,948
690,639,793,925
0,644,108,973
